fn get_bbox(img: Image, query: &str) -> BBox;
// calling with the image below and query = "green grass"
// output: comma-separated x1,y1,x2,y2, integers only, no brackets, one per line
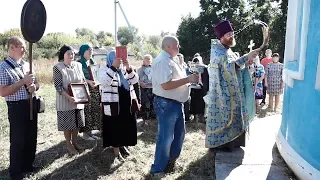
0,85,282,180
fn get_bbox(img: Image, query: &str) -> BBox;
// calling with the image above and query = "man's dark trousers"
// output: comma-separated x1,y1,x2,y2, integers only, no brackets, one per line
7,100,38,179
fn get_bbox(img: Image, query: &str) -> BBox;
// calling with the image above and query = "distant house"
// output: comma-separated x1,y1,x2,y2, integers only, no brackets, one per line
70,45,135,63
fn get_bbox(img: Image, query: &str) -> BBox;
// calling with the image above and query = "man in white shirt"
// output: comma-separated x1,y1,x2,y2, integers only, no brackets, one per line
150,35,198,174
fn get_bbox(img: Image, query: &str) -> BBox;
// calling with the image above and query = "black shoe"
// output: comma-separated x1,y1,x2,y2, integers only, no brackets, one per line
11,174,29,180
210,147,233,153
24,165,42,173
164,159,176,173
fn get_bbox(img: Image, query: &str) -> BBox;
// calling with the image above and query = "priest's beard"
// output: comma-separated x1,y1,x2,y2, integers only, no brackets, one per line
228,39,236,47
222,38,236,48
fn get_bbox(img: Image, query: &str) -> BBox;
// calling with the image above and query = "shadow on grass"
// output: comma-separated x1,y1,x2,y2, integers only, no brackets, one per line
40,139,121,180
137,121,206,145
176,151,216,180
266,143,297,180
0,140,68,179
0,137,122,180
143,151,216,180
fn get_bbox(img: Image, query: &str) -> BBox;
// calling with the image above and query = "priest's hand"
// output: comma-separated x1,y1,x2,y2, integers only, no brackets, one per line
247,50,259,61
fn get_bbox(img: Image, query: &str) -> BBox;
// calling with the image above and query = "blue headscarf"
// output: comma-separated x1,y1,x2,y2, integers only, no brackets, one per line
106,50,130,91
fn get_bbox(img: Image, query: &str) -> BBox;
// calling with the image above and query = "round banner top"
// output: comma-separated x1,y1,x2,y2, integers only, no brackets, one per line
21,0,47,43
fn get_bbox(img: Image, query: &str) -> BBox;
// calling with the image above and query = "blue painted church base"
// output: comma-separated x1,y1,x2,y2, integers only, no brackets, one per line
276,130,320,180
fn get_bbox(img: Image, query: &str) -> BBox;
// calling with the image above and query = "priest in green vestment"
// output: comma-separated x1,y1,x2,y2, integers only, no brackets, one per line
204,20,258,151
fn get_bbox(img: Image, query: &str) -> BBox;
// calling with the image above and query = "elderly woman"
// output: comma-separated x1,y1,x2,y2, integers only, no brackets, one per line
78,44,101,140
53,45,87,155
98,50,139,161
137,54,155,125
189,54,209,123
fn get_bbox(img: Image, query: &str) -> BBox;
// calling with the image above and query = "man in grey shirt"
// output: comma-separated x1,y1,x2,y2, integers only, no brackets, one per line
150,35,198,174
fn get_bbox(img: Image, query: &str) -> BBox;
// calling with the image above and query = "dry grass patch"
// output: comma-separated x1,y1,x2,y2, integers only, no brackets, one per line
0,85,215,180
0,83,283,180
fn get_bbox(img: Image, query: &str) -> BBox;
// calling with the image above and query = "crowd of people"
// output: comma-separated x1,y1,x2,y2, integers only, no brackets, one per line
0,19,284,179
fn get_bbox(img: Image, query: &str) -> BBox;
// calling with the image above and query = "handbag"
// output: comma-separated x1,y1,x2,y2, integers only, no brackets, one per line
5,60,45,113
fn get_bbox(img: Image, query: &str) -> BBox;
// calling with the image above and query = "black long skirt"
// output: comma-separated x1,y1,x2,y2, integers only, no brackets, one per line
190,88,206,114
102,86,137,147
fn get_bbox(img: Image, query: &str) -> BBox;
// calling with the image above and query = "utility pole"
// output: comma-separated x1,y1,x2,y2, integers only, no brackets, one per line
114,0,117,46
114,1,144,56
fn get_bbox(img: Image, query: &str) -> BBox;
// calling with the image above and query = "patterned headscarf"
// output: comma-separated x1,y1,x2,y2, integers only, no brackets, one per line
106,50,130,91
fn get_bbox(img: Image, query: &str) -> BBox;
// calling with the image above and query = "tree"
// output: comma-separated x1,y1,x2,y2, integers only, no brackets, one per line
269,0,288,60
75,28,99,46
0,28,23,48
147,35,161,49
117,26,138,46
96,31,114,46
177,0,282,63
177,14,206,62
177,0,250,63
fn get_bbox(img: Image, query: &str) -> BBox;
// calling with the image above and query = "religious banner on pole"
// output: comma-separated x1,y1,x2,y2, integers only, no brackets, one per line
20,0,47,120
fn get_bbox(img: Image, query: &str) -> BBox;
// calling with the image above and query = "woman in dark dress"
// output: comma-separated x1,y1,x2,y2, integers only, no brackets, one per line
189,55,209,123
78,44,101,140
98,50,139,160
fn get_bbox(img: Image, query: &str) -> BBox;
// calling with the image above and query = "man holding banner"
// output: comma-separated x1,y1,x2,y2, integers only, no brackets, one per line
0,37,40,180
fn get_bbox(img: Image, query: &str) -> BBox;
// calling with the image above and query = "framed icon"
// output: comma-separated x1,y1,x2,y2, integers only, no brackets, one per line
68,83,90,104
88,64,101,85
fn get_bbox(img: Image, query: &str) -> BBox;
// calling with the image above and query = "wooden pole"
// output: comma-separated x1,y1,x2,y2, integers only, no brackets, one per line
29,42,33,120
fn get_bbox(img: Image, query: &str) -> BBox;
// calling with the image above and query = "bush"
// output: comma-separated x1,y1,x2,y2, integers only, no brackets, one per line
0,47,5,60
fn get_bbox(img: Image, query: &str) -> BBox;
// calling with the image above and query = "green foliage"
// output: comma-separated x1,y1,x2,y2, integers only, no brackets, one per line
37,32,85,49
177,0,288,63
0,46,6,60
0,28,23,48
0,25,163,61
117,26,138,46
96,31,114,46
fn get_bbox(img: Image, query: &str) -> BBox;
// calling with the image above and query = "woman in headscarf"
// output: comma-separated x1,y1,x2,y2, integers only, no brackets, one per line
137,54,155,125
189,54,209,123
53,45,87,155
98,50,139,161
78,44,101,140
